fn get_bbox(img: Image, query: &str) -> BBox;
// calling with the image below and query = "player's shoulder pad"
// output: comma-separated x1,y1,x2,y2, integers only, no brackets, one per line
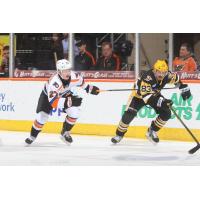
71,71,84,85
71,71,84,82
140,70,154,83
167,70,176,78
49,74,63,91
71,71,81,79
167,70,179,82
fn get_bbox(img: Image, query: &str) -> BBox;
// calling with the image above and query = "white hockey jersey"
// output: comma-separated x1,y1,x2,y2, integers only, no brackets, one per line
43,71,91,109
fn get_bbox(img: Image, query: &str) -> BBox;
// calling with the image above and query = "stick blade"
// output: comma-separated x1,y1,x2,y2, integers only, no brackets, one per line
188,145,200,154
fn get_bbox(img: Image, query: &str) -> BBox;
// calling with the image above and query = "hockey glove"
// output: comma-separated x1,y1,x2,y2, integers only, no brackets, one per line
85,85,100,95
179,84,191,100
157,97,173,108
91,86,100,95
64,96,82,108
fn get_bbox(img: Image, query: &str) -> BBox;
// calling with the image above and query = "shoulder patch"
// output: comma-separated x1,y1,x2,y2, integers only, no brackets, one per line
144,75,153,82
74,72,80,78
53,82,59,88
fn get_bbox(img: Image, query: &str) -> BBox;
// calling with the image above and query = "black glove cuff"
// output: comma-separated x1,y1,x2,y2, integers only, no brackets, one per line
85,85,90,93
91,86,100,95
179,83,188,90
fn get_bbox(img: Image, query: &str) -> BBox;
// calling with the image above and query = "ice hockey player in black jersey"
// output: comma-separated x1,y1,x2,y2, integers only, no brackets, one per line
25,59,100,145
111,60,191,144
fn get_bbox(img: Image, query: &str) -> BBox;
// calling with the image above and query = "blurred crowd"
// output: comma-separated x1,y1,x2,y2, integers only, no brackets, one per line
0,33,200,77
51,33,128,71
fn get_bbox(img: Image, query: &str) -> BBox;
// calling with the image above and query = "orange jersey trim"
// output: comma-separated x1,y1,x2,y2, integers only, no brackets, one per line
51,98,60,109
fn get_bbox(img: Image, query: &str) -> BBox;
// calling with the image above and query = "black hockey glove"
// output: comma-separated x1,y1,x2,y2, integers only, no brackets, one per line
91,86,100,95
64,96,82,108
85,85,100,95
157,97,173,108
179,84,191,100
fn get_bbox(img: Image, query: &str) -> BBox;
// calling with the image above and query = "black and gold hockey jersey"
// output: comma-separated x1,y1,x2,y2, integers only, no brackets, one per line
133,69,180,104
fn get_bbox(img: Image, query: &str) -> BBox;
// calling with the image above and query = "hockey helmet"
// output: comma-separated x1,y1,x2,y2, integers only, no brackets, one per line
153,60,168,72
56,59,72,71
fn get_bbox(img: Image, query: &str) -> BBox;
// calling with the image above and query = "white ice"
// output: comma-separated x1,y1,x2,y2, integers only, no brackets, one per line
0,130,199,166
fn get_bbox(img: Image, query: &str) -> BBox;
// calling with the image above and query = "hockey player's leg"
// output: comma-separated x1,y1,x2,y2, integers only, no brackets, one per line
111,107,137,144
112,97,144,144
25,91,51,145
25,111,49,145
25,121,42,145
146,126,159,144
60,107,80,144
60,118,75,144
146,107,171,144
112,97,145,144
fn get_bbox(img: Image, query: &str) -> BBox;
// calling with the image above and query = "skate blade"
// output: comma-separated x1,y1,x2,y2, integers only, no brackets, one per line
24,142,33,147
111,138,119,144
146,135,158,145
60,136,71,146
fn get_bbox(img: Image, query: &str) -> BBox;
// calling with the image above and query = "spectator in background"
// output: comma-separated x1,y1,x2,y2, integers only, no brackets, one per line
74,39,96,70
173,43,197,72
62,33,79,59
96,42,121,71
0,45,9,74
0,45,21,76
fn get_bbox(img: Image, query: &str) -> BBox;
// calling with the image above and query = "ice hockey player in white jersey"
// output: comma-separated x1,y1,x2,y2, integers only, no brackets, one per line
25,59,100,145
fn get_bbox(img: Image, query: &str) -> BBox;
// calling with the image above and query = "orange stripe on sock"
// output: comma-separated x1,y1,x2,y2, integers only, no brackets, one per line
33,120,43,129
66,117,77,123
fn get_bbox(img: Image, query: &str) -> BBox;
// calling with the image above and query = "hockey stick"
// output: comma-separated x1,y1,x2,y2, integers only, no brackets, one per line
169,105,200,154
54,52,58,65
98,86,178,93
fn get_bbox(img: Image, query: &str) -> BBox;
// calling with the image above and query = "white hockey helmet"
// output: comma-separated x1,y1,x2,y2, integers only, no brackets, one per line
56,59,72,71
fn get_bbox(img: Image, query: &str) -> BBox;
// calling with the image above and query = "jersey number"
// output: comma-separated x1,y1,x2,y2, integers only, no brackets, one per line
141,86,151,92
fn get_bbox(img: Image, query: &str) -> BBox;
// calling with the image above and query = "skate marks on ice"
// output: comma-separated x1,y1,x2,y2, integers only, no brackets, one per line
113,142,178,162
112,139,200,165
0,131,199,166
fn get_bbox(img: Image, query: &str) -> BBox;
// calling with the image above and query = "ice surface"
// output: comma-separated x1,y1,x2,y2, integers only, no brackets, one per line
0,131,199,166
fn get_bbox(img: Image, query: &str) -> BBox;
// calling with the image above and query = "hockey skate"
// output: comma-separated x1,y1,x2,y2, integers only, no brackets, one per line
60,131,73,144
146,128,159,144
25,136,36,145
111,135,123,144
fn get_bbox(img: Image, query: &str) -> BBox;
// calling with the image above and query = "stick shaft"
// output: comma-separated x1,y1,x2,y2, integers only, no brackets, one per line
54,52,58,64
170,106,199,144
98,87,178,93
